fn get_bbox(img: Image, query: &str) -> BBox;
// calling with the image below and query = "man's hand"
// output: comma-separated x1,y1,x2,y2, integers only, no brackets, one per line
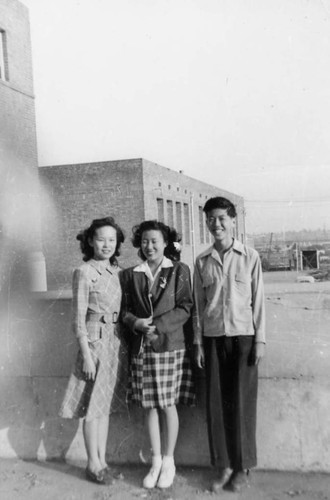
194,344,205,369
253,342,265,365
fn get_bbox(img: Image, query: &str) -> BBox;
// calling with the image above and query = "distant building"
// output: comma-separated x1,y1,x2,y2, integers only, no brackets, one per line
39,158,245,289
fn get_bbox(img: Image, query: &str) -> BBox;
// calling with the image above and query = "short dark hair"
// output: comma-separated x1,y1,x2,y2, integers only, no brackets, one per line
76,216,125,264
203,197,237,218
131,220,181,261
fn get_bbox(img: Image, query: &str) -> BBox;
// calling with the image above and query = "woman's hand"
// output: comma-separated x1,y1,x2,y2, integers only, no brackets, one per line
134,316,156,335
78,336,96,380
145,330,159,344
82,353,96,380
194,344,205,369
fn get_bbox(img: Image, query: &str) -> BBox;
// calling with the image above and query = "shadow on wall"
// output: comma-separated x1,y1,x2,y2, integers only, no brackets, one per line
0,282,154,464
0,275,80,460
0,278,208,464
0,146,74,458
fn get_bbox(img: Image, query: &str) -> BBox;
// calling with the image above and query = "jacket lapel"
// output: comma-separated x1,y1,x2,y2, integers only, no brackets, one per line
132,271,152,313
152,267,175,315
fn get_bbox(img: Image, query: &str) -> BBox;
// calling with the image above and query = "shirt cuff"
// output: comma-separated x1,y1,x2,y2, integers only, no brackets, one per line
255,331,266,343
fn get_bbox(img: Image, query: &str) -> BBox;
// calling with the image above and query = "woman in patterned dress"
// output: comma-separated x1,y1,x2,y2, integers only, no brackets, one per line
120,220,195,490
59,217,126,484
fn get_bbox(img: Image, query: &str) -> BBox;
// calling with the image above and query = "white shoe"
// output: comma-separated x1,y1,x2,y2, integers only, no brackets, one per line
157,461,176,489
143,463,162,489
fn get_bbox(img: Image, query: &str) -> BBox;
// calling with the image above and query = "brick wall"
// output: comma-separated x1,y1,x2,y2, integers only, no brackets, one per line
39,158,245,289
39,159,145,289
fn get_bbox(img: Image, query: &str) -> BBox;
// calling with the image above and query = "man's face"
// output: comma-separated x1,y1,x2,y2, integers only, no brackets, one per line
206,208,236,244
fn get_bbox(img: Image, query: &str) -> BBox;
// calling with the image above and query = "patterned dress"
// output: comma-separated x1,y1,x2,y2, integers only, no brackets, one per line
59,259,127,421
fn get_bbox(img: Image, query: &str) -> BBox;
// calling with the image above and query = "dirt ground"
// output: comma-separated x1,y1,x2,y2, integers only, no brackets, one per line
0,459,329,500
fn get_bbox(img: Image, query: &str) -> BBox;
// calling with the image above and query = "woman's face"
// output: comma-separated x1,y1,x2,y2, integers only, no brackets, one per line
89,226,117,261
141,229,167,265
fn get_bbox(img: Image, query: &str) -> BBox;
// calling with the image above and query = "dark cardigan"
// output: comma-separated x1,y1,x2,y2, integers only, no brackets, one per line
119,261,193,355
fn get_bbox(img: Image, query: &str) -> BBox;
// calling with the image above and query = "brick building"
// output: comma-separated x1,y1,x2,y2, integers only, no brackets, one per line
39,158,245,290
0,0,45,291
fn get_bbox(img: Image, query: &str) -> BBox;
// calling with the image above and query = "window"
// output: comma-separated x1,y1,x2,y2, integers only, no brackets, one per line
183,203,190,244
176,202,182,237
206,221,210,243
167,200,174,227
199,206,205,244
0,30,8,81
157,198,164,222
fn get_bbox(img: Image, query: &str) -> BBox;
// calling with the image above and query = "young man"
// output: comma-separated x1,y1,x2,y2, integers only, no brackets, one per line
193,196,265,493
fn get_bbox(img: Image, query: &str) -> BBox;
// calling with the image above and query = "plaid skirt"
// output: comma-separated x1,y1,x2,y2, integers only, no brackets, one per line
59,325,128,421
127,345,195,409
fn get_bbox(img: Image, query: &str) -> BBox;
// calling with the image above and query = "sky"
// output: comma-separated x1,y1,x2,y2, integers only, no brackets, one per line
21,0,330,234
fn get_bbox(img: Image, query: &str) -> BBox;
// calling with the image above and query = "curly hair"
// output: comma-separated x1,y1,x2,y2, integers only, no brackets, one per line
76,216,125,264
131,220,182,262
203,197,237,218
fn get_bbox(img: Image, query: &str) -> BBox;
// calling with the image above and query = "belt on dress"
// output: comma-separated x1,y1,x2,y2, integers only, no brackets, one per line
86,312,118,324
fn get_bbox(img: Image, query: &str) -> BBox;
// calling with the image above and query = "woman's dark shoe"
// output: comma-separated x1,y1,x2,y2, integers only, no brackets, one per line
224,469,250,492
102,466,116,485
211,468,230,493
85,467,105,484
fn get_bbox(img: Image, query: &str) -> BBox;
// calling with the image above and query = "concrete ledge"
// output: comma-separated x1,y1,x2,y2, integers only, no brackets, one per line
1,284,330,471
0,375,329,471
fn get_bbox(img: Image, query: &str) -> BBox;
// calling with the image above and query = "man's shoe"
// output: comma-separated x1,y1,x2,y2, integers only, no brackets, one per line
211,468,230,493
224,469,250,493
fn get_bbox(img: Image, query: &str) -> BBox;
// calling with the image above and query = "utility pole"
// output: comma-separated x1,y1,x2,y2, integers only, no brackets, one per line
190,194,196,264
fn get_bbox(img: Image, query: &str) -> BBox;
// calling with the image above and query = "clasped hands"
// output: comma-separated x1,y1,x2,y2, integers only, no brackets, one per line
134,316,159,344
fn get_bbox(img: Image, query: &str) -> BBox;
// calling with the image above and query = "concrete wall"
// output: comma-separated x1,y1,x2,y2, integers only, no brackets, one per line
0,0,39,196
0,0,44,293
0,280,329,471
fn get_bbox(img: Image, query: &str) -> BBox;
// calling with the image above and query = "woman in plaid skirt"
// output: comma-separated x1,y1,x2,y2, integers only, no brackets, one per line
120,220,195,490
59,217,127,484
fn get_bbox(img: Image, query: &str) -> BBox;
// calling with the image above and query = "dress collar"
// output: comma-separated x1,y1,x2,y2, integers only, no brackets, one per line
89,259,114,274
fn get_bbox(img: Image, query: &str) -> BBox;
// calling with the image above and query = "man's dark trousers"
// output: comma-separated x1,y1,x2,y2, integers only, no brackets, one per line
203,335,258,471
